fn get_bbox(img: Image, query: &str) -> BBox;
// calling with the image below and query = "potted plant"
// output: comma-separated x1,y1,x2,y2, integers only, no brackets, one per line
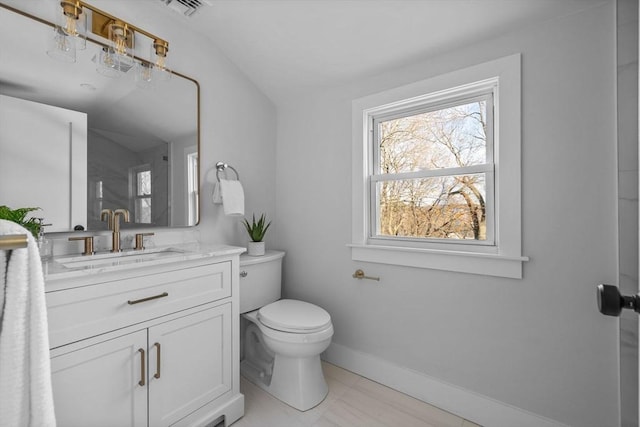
0,205,41,238
243,213,271,256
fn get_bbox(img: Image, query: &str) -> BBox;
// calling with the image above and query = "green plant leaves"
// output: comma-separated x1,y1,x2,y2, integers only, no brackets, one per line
242,213,271,242
0,205,42,238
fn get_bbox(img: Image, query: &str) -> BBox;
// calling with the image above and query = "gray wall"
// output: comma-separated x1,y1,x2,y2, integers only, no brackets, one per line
275,3,619,427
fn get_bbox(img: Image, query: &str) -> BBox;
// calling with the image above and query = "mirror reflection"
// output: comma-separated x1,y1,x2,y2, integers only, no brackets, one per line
0,5,199,232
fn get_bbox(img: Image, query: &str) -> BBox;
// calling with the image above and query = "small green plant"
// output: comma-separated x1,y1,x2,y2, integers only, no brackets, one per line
0,205,42,238
242,213,271,242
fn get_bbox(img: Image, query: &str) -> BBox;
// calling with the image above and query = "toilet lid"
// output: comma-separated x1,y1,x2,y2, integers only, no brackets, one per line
257,299,332,333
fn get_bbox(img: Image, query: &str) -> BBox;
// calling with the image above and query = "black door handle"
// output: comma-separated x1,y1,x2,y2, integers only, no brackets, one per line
597,284,640,317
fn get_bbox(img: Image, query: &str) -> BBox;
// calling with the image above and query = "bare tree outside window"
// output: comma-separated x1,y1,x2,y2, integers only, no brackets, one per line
134,168,152,224
375,99,490,241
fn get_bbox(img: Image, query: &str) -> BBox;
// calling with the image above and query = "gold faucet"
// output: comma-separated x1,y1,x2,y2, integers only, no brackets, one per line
111,208,130,252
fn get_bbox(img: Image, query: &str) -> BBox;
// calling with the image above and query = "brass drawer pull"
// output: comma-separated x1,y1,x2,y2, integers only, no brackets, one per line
138,348,146,386
127,292,169,305
154,343,161,379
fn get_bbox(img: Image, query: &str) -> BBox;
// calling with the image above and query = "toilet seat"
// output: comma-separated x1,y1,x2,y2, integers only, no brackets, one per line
244,309,333,345
258,299,332,333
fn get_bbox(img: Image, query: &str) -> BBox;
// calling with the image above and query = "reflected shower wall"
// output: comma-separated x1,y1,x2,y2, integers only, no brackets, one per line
87,128,169,230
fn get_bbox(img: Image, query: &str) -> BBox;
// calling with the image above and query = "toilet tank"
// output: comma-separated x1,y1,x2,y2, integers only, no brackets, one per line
239,250,285,314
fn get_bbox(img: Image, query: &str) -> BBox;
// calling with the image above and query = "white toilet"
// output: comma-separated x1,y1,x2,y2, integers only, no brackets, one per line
239,250,334,411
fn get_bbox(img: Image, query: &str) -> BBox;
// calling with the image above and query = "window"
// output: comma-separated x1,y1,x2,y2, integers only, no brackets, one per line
372,91,494,245
351,54,527,278
131,164,152,224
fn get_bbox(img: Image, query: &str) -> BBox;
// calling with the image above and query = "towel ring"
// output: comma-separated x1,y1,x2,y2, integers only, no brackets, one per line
216,161,240,182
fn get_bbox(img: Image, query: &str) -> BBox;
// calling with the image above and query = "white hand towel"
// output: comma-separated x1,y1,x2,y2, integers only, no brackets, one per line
212,182,223,204
0,220,56,427
219,179,245,216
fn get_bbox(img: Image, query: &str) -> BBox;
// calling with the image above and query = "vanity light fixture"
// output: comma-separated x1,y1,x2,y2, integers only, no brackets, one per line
48,0,171,85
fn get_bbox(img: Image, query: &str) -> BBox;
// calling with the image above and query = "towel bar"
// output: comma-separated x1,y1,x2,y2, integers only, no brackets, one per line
0,234,28,250
216,161,240,182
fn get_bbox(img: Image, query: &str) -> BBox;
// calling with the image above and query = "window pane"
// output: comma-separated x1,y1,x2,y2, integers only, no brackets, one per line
96,181,103,199
187,152,198,226
135,198,152,224
378,100,487,174
137,170,151,196
376,174,487,240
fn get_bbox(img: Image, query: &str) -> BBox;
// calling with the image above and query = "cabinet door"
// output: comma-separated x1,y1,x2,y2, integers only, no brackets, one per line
50,330,148,427
148,304,232,427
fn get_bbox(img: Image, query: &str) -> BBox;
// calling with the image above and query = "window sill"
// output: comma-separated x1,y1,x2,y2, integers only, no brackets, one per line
348,244,528,279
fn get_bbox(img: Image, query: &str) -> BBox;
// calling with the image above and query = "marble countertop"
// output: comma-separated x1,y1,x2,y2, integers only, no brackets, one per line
43,243,246,282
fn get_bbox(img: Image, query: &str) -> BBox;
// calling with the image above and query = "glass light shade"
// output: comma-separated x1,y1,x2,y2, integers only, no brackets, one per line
59,1,86,50
109,21,134,61
135,62,155,88
46,26,76,63
153,63,171,82
152,40,171,82
96,47,122,78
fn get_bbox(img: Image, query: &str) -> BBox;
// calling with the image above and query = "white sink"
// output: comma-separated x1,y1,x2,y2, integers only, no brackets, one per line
56,247,187,269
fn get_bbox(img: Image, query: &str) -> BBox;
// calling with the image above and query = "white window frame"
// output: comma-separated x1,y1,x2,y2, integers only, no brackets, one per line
186,151,199,226
350,54,528,278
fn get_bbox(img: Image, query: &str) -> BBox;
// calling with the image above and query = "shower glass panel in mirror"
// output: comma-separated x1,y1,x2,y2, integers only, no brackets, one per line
0,4,199,232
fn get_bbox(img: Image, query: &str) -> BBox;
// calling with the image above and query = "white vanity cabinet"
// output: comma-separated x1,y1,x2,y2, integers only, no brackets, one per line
45,251,244,427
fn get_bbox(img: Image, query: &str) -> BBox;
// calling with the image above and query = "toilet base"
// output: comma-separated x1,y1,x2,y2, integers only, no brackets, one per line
241,354,329,411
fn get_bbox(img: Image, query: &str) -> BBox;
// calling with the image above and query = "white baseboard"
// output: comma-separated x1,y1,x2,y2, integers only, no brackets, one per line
322,342,570,427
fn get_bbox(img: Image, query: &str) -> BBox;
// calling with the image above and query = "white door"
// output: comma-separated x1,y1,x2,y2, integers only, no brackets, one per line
148,304,232,427
50,330,148,427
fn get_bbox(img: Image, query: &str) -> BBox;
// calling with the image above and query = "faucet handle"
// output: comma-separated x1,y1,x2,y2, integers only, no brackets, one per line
69,236,95,256
134,233,154,251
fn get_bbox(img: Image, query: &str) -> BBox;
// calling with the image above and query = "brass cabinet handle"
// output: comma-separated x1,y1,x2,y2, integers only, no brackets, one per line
154,343,161,379
127,292,169,305
138,348,146,386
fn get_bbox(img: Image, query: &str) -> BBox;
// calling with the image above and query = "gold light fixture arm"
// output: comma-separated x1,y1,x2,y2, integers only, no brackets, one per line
72,0,169,56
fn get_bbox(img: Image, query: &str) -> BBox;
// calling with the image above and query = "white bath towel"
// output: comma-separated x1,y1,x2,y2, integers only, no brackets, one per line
0,220,56,427
218,179,245,216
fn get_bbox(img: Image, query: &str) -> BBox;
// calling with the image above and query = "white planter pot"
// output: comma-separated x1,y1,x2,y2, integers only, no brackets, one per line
247,241,265,256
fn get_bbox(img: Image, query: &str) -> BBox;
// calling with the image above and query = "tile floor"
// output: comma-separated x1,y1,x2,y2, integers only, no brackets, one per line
230,362,481,427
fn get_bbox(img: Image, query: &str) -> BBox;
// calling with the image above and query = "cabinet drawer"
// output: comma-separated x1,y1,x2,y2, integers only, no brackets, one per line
47,261,231,348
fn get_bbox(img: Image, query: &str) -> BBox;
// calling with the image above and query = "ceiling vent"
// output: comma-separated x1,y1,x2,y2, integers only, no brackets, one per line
159,0,211,17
